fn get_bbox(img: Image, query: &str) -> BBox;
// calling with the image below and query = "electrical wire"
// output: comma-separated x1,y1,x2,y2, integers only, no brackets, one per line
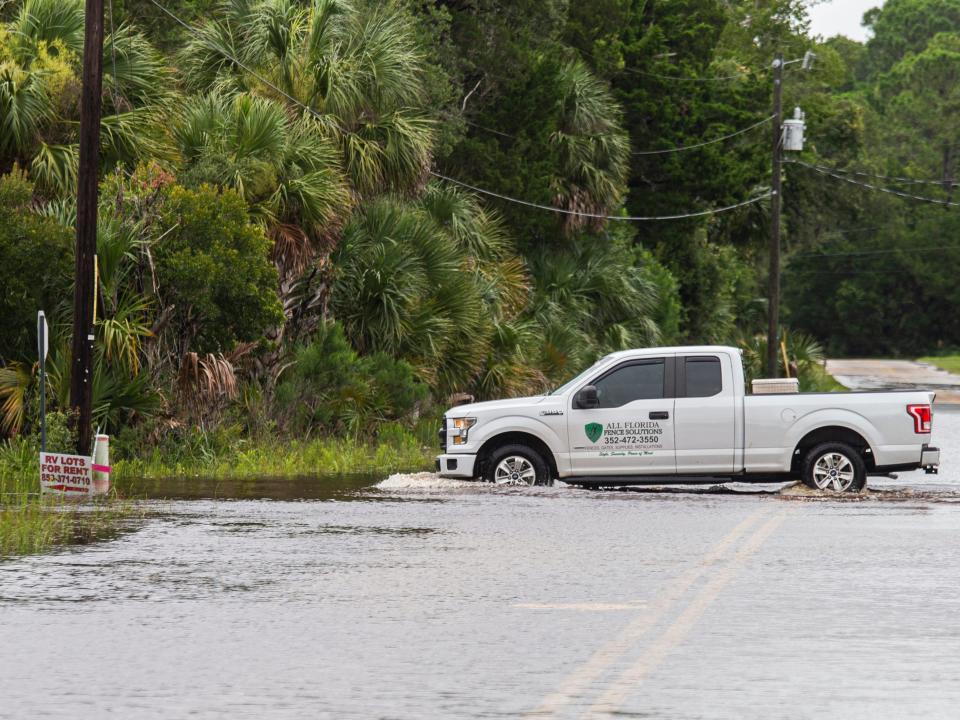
792,243,960,258
142,0,776,223
796,161,959,188
576,45,761,83
621,66,757,82
462,118,515,139
428,171,772,221
454,113,773,156
107,0,120,113
632,115,774,155
790,160,960,208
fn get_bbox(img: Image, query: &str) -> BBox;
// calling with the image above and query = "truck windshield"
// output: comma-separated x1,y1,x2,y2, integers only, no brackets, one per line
547,356,611,396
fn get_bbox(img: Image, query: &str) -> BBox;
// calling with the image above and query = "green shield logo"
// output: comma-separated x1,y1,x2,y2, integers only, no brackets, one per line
584,423,603,443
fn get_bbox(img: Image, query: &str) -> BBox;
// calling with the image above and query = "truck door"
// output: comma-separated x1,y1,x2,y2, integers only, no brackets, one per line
568,356,676,475
674,354,736,474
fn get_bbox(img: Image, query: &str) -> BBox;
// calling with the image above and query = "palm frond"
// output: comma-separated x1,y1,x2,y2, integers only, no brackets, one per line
29,141,77,196
12,0,84,57
0,361,34,437
0,61,53,156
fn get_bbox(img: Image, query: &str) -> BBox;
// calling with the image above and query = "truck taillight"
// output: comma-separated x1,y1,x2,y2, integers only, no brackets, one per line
907,404,932,434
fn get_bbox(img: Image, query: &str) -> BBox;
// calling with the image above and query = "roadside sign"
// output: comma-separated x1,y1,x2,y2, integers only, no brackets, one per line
38,310,48,453
37,311,48,360
40,453,93,495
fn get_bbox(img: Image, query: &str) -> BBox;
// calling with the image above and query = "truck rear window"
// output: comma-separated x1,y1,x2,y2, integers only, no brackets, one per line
684,357,722,397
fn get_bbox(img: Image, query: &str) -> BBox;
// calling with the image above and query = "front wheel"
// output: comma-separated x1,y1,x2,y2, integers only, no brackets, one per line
802,442,866,493
484,444,552,486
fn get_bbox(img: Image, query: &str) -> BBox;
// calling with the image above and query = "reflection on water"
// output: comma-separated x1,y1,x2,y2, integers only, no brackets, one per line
118,471,382,501
1,412,959,719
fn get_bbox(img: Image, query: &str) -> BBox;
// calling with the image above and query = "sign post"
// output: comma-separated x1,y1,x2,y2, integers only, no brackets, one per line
37,311,48,453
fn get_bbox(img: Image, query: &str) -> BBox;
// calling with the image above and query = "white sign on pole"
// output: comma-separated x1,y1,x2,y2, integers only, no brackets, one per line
40,453,93,496
37,311,48,360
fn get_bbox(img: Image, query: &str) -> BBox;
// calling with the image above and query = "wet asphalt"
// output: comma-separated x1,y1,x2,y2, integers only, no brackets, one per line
2,411,960,719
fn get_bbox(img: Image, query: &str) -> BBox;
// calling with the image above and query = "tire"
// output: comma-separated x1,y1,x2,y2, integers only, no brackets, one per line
483,444,553,486
801,441,866,493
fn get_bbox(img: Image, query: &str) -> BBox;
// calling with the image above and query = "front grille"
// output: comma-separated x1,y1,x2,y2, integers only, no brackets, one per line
438,425,447,450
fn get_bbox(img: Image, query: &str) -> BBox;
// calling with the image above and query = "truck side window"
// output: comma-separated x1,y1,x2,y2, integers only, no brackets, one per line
685,357,722,397
593,360,664,408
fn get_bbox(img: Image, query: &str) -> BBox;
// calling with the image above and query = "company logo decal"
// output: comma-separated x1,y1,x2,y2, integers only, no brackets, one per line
584,423,604,443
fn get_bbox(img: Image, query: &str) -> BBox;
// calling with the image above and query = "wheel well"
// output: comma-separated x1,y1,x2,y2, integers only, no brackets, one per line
476,432,559,479
791,426,875,474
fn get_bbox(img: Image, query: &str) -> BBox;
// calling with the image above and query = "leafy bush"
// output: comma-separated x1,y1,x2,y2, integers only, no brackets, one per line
0,169,73,363
275,321,428,436
154,184,284,353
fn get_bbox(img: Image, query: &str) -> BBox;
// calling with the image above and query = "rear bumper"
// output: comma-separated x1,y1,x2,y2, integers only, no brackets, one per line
872,445,940,476
435,454,478,478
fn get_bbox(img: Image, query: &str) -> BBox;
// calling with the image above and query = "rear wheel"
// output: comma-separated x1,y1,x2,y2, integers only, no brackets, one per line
802,442,866,493
484,444,552,486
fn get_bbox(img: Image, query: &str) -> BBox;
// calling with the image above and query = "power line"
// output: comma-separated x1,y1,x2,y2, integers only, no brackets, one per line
633,115,774,155
798,162,959,188
462,118,515,139
791,160,960,208
576,45,761,83
429,171,771,221
455,113,773,156
792,243,960,258
144,0,772,223
621,66,757,82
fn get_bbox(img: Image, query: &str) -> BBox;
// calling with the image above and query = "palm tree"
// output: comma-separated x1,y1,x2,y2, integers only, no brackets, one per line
181,0,434,196
1,0,173,196
173,91,351,279
551,60,630,232
528,232,661,380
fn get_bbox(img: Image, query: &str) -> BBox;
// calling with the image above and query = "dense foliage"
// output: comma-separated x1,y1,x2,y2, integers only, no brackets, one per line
2,0,958,450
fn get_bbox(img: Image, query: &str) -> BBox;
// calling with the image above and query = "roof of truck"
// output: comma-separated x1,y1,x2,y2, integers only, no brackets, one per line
605,345,741,359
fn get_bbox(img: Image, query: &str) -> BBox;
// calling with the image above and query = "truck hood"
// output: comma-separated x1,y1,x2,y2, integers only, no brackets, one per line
445,395,553,417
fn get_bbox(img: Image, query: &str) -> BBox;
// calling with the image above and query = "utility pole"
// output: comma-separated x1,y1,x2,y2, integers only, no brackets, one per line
71,0,105,454
766,53,784,379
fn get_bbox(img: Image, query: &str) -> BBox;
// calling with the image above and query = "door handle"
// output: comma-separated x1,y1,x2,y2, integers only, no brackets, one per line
649,411,669,420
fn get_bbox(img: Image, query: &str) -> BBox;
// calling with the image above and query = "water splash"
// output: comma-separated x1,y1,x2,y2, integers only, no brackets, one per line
376,472,479,490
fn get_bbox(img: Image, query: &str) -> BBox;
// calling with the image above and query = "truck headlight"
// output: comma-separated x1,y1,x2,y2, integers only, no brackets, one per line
450,417,477,445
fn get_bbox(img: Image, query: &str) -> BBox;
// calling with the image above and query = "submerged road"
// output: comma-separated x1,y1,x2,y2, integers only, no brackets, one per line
827,358,960,402
3,412,960,718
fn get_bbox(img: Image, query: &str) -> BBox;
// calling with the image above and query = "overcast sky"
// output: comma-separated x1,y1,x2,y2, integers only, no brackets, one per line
807,0,885,42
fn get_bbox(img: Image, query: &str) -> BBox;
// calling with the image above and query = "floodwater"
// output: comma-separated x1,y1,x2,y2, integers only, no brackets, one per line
3,411,960,718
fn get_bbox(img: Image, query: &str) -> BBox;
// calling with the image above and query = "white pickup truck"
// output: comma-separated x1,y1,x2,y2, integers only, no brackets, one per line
436,346,940,492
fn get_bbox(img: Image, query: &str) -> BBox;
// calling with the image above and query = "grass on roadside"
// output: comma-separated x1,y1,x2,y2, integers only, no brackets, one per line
112,434,435,481
919,355,960,375
805,364,848,392
1,438,138,559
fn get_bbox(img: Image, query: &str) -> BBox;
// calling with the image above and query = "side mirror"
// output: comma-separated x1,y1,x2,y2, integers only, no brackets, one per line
575,385,599,409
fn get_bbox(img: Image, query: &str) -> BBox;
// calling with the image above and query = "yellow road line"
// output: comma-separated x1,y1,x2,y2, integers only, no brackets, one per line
582,512,788,717
514,603,644,611
523,505,775,719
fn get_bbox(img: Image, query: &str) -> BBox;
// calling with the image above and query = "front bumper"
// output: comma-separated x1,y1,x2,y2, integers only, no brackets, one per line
436,453,478,478
922,445,940,474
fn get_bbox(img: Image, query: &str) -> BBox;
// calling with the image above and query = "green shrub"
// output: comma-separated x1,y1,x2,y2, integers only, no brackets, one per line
0,169,73,363
154,184,283,353
276,321,429,436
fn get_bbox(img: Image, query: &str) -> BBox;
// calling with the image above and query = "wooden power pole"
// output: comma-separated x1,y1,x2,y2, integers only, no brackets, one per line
766,53,784,379
70,0,105,454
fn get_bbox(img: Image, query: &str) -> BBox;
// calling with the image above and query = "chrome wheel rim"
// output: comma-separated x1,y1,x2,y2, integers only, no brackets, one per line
494,456,537,486
812,452,856,491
